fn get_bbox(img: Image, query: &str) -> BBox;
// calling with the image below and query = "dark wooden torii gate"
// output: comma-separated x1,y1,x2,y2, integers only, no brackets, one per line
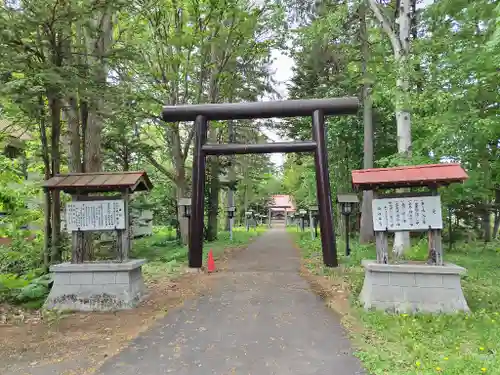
161,98,360,268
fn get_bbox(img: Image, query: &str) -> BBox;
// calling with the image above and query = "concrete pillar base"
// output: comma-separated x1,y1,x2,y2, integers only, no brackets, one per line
359,260,470,314
45,259,147,312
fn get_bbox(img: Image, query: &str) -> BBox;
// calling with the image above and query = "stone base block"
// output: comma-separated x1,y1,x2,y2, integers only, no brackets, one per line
360,260,470,314
44,259,147,312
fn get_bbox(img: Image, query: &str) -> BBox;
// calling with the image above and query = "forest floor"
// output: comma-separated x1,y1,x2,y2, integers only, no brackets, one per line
0,227,265,375
292,230,500,375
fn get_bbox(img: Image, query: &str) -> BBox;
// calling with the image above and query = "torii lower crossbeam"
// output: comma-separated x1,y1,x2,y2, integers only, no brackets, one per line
161,98,360,269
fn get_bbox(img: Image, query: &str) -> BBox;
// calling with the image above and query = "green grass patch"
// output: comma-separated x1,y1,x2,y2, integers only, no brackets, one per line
132,225,266,279
291,230,500,375
0,226,265,309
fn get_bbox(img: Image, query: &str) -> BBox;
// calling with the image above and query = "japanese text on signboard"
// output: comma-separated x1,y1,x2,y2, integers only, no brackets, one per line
66,200,126,232
372,195,443,232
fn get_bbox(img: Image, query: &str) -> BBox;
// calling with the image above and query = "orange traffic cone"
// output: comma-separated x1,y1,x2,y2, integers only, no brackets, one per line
207,249,215,273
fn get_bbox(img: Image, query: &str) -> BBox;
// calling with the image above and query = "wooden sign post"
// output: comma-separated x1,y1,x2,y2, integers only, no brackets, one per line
372,193,444,265
42,171,153,312
351,164,471,314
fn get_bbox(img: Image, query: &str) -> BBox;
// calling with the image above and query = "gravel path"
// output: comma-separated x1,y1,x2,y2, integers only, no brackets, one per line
97,228,365,375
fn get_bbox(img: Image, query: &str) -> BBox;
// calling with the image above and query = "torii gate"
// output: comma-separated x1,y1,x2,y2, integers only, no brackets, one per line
161,98,360,268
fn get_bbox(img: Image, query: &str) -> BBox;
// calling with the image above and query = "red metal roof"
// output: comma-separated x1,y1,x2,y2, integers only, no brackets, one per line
43,171,153,193
351,163,468,190
269,195,296,212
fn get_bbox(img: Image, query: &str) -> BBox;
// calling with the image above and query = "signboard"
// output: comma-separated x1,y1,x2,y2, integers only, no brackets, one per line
372,195,443,232
66,200,126,232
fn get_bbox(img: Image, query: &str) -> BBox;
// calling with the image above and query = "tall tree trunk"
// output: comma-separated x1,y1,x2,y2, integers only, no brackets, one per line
84,8,112,174
392,0,412,256
207,141,220,241
63,94,85,263
176,176,189,245
75,8,113,262
39,94,52,268
65,96,82,173
482,207,492,242
493,189,500,239
226,111,236,231
359,1,375,244
48,92,62,263
368,0,412,256
206,43,220,241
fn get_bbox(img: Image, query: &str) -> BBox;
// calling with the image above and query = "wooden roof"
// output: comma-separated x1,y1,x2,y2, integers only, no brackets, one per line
269,194,296,212
0,119,32,141
43,171,153,193
336,194,359,203
352,163,468,190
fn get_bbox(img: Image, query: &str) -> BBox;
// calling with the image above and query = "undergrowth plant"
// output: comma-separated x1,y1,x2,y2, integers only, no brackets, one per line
293,231,500,375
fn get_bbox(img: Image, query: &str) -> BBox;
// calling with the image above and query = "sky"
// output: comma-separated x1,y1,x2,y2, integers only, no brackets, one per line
260,49,294,168
261,0,435,169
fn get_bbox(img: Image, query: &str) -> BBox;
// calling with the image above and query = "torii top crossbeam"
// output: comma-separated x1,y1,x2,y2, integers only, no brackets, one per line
162,98,359,122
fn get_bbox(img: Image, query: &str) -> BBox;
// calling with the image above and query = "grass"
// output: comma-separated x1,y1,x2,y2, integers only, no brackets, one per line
0,225,265,309
291,229,500,375
133,225,266,279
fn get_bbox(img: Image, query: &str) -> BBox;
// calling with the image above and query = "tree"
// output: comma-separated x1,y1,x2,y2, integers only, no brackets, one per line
359,1,374,243
122,0,284,243
367,0,414,255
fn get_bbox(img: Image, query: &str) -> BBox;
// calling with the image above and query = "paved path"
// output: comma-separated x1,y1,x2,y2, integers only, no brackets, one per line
97,228,365,375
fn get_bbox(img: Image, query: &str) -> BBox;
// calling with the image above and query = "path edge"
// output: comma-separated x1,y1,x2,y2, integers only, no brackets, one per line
290,237,368,344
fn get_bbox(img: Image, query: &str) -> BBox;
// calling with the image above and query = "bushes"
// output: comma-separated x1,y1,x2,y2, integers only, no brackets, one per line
0,271,50,308
0,232,43,275
293,231,500,374
0,231,47,306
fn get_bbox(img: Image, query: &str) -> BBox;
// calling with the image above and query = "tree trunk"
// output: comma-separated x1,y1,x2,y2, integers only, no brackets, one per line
65,96,82,173
226,115,236,231
482,207,492,242
48,92,62,264
368,0,413,256
493,213,500,240
84,7,113,175
359,1,375,244
39,94,52,269
393,0,413,256
63,94,85,263
176,177,189,245
206,43,220,241
493,189,500,239
207,146,220,241
76,8,113,262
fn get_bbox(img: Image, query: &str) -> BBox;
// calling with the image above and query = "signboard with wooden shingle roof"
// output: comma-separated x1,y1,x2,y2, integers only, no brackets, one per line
43,171,153,194
43,171,153,262
351,163,468,267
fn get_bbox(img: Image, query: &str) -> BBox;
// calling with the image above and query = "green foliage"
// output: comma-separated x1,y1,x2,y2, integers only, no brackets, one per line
293,231,500,374
16,274,51,302
0,271,49,308
0,151,44,275
282,156,317,208
283,0,500,241
0,234,43,275
0,225,266,308
133,225,267,279
0,153,41,221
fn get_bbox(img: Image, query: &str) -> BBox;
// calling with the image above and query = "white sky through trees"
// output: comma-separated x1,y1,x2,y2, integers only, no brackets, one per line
262,0,434,169
261,48,294,168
